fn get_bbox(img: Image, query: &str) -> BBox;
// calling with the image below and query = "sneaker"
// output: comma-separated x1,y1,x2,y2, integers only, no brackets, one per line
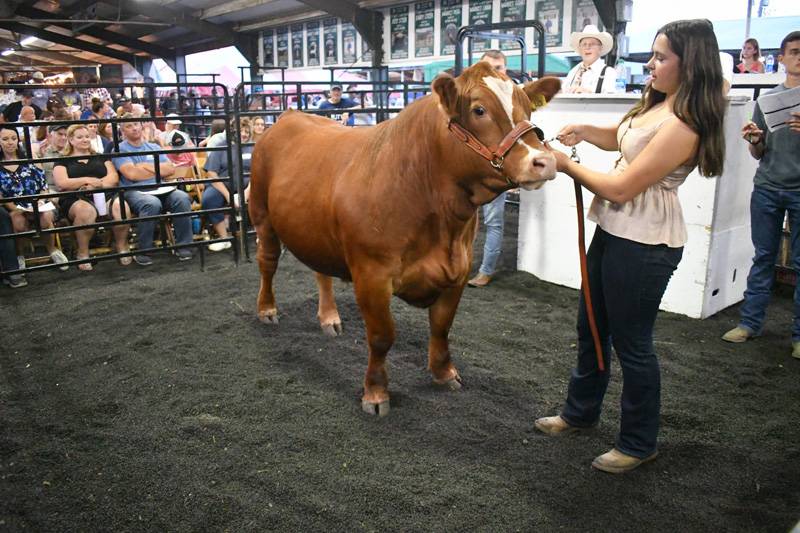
208,241,232,252
792,342,800,360
467,272,492,287
175,248,193,261
133,254,154,266
50,249,69,271
2,274,27,288
721,326,754,343
17,255,25,270
591,448,659,474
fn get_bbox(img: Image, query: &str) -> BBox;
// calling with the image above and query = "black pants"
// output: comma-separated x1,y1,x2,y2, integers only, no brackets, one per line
0,207,17,274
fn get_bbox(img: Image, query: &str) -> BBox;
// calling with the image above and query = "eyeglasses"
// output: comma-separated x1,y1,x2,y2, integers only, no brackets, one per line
579,41,601,49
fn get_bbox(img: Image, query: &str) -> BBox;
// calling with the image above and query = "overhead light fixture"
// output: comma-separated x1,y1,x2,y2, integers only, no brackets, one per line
20,36,37,46
1,49,14,56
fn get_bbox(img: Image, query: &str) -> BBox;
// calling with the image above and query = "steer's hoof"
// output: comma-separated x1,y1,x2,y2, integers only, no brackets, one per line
361,399,390,417
321,322,343,337
258,310,279,324
433,374,463,391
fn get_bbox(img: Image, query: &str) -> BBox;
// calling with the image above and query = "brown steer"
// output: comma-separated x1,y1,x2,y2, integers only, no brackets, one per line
249,62,560,416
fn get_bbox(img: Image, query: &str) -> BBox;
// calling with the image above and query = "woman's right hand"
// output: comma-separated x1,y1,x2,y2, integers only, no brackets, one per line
741,121,763,145
556,124,585,147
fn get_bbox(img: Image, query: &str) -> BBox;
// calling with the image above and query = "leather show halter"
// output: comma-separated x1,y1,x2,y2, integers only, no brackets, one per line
448,119,606,372
447,119,543,172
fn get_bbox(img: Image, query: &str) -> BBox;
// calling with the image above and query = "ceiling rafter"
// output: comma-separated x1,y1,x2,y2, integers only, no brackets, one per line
0,20,138,64
14,5,177,66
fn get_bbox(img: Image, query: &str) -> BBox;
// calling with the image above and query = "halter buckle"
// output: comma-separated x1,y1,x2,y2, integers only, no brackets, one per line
490,156,504,170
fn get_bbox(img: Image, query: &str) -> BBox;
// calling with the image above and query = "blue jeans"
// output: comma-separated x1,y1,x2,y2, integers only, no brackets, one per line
739,186,800,341
201,179,248,225
478,192,506,276
561,228,683,458
126,189,193,251
0,207,16,273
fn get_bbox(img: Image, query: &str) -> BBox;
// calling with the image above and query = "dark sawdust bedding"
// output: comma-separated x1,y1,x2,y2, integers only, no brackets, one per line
1,208,798,532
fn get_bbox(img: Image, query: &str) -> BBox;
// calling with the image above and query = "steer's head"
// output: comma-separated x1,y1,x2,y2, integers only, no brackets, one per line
432,62,560,194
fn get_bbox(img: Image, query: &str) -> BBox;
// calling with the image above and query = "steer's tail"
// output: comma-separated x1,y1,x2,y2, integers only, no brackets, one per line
248,135,271,226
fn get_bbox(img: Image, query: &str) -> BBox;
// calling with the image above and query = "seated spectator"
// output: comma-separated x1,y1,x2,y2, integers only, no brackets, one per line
57,78,82,112
0,202,26,287
80,98,110,121
112,116,193,266
0,125,68,270
162,129,196,170
114,97,134,118
252,116,266,143
86,122,112,153
35,123,69,189
15,105,38,150
201,119,253,252
159,114,189,147
53,124,130,270
80,76,112,112
199,119,226,148
140,114,159,144
28,71,51,110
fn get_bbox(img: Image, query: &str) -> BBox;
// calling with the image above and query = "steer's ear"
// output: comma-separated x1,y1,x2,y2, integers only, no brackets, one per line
432,73,459,118
523,76,562,111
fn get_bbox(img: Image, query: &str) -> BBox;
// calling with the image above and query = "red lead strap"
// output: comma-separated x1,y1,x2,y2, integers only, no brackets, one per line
571,147,605,372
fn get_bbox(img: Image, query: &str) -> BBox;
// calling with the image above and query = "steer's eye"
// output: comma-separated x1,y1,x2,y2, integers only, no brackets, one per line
472,106,486,117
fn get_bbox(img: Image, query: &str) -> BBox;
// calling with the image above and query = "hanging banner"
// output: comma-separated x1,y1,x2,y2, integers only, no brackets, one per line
306,21,320,67
276,27,289,67
342,22,357,63
500,0,527,51
440,0,463,56
534,0,563,48
469,0,494,52
390,6,409,60
323,18,338,65
262,29,274,67
291,23,304,67
572,0,603,32
414,2,435,58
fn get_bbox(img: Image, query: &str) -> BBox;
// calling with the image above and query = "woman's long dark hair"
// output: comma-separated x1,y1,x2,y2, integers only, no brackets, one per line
622,19,726,177
0,125,24,161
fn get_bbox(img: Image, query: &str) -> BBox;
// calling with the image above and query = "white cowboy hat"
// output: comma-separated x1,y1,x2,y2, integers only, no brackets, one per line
570,25,613,56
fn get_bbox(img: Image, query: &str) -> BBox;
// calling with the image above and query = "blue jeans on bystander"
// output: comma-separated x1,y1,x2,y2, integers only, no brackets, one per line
478,192,506,276
738,185,800,341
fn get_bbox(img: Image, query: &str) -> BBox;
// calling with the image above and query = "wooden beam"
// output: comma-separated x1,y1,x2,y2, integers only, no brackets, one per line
198,0,281,20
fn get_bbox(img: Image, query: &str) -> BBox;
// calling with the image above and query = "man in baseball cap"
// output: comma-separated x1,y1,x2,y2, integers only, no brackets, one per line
318,83,358,126
563,24,617,94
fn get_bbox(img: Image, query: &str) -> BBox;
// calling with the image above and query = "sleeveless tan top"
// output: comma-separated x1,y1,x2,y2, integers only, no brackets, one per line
588,115,696,248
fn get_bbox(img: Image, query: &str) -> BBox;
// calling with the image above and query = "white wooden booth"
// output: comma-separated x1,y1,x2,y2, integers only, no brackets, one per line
518,94,760,319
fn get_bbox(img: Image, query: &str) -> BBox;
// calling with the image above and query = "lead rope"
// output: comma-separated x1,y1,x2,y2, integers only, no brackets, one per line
571,146,606,372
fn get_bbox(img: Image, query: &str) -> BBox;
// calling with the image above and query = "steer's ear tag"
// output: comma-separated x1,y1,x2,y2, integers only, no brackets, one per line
530,93,546,111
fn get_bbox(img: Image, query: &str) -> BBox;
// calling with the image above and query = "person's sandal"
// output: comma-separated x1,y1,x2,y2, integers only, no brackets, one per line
77,255,93,271
117,248,133,266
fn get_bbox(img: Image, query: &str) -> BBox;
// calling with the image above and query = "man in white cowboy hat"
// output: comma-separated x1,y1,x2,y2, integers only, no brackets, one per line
563,24,617,94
